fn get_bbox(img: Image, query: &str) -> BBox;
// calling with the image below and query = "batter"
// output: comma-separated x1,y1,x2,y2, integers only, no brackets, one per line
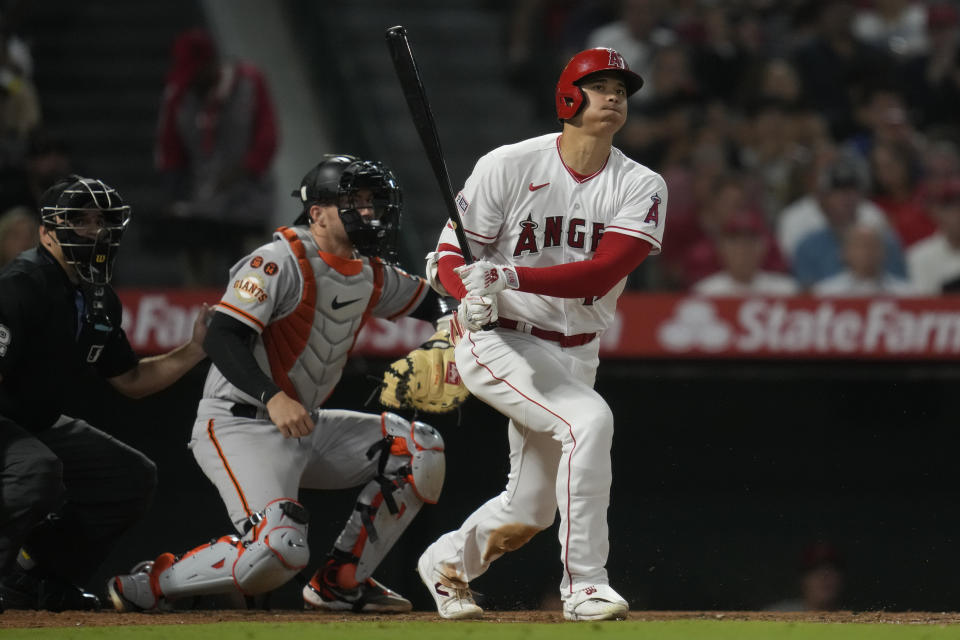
418,48,667,621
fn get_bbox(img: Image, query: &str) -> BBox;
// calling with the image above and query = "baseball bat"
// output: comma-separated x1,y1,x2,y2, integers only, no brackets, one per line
385,24,497,329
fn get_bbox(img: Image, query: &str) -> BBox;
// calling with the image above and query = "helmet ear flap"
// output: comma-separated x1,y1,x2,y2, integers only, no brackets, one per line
555,86,585,122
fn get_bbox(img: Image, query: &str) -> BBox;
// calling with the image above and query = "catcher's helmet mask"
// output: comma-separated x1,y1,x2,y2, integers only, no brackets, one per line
293,155,402,261
555,47,644,122
39,174,131,285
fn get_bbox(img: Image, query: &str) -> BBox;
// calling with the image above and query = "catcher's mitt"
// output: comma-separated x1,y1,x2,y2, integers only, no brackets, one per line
380,328,469,413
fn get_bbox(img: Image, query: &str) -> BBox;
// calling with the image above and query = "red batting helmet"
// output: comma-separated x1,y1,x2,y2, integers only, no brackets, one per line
555,48,644,121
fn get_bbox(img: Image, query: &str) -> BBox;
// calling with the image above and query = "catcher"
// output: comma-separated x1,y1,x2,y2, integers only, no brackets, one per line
107,155,467,613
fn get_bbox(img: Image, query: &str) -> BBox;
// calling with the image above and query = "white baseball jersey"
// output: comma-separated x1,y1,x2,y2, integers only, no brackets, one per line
421,134,669,606
435,133,667,334
201,226,427,412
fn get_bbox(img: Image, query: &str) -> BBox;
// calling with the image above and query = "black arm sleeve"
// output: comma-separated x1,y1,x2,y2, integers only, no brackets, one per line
408,288,457,324
203,312,282,404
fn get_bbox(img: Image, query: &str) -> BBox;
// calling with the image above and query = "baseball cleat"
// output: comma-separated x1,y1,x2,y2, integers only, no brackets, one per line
417,551,482,620
303,560,411,613
562,584,628,621
106,553,174,612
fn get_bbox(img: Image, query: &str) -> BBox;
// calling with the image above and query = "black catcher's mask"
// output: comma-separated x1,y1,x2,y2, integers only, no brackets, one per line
292,155,402,262
40,175,131,285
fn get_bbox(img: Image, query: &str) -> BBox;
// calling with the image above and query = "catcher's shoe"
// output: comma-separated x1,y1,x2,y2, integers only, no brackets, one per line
303,558,411,613
106,553,175,612
416,551,482,620
562,584,628,621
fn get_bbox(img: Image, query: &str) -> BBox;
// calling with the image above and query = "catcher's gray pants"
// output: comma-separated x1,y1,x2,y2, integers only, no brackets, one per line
0,415,156,583
190,407,387,534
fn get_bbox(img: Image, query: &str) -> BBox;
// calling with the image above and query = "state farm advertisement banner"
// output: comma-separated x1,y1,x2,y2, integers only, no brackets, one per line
613,295,960,360
117,289,960,360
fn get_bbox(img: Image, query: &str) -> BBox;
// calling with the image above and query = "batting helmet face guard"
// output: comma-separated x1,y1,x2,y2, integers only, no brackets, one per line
40,175,131,285
555,47,644,121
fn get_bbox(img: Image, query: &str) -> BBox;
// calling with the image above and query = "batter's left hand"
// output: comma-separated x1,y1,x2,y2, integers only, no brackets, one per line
456,261,520,296
191,303,213,352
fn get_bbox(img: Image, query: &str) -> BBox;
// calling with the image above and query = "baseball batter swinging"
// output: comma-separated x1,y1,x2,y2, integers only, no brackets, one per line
417,48,667,621
107,155,456,613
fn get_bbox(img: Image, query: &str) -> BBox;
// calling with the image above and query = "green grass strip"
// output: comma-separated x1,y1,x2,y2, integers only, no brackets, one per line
6,620,960,640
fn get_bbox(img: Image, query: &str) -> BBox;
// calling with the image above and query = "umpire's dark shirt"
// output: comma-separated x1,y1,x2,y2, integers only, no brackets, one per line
0,246,138,432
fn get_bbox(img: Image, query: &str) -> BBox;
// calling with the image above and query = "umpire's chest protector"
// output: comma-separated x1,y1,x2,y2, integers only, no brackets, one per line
257,227,383,409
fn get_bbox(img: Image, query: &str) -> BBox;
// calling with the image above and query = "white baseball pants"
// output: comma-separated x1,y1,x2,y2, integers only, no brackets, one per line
423,328,614,596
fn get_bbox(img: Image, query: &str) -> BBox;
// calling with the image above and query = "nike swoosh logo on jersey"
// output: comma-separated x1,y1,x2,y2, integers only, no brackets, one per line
528,182,550,191
331,296,362,310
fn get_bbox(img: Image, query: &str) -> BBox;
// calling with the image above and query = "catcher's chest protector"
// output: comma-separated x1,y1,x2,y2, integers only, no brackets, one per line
257,227,379,408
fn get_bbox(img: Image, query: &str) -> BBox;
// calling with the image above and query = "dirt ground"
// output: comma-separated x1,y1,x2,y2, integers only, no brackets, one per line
4,609,960,628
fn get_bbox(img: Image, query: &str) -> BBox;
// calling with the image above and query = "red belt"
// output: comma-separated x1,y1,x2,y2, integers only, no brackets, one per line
498,318,597,347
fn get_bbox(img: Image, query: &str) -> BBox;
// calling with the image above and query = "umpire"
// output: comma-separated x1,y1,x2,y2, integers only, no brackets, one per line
0,176,209,611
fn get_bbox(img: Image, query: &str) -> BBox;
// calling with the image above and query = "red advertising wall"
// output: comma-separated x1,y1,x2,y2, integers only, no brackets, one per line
118,289,960,360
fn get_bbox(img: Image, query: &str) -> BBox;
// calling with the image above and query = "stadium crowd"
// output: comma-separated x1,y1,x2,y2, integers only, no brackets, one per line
1,0,959,296
504,0,960,295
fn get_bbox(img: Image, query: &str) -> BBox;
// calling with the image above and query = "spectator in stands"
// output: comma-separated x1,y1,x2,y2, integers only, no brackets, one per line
738,56,803,111
0,28,39,169
851,0,929,59
790,0,891,141
690,4,757,106
504,0,610,126
766,542,845,612
692,213,799,296
585,0,676,104
0,204,35,267
0,132,72,215
868,139,936,247
813,222,916,296
904,3,960,135
907,179,960,294
155,27,278,286
777,151,890,262
669,174,786,289
920,140,960,202
789,153,908,290
736,98,811,219
846,86,922,161
0,4,34,79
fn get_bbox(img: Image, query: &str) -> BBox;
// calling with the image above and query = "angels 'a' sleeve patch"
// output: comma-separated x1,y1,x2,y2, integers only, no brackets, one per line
0,323,10,357
232,273,269,304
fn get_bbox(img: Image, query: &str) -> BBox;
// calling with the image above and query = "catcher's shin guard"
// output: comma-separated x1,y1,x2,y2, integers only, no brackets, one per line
337,413,445,581
156,499,310,599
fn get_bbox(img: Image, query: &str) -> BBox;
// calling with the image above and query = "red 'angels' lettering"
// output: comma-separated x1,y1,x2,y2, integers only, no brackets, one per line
513,214,605,257
644,194,661,226
607,50,625,69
